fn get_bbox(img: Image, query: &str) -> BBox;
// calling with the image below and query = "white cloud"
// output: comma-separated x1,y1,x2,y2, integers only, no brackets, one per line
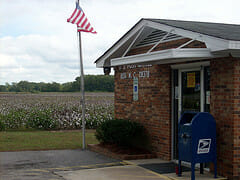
0,0,239,84
0,32,105,84
0,54,15,66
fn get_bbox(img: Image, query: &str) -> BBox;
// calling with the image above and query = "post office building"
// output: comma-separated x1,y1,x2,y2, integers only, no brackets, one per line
95,19,240,179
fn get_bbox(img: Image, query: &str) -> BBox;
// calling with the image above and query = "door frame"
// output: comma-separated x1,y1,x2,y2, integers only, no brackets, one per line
171,61,210,160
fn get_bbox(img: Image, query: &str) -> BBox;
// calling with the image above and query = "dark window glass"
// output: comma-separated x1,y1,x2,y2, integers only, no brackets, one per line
182,71,200,112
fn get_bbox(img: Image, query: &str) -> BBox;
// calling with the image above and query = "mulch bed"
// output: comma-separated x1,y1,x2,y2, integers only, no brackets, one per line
88,143,156,160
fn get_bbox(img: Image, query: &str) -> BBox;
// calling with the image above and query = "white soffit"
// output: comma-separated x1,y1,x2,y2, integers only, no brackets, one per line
111,48,214,66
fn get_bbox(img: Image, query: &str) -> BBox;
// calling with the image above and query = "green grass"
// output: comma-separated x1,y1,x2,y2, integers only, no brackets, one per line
0,130,98,151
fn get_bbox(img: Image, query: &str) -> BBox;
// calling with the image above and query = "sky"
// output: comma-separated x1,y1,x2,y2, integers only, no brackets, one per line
0,0,239,85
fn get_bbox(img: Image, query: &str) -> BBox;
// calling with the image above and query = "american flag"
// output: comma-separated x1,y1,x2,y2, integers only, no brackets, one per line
67,1,96,34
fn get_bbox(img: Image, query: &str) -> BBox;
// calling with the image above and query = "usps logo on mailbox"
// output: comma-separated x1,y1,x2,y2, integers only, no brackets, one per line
197,139,211,154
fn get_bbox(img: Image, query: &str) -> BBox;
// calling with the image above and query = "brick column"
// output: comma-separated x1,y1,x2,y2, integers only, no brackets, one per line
211,57,240,179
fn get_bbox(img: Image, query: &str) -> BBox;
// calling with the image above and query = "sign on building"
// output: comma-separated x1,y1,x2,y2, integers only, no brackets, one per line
133,77,138,101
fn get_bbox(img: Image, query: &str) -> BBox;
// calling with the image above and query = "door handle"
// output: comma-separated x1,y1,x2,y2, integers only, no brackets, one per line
181,133,191,139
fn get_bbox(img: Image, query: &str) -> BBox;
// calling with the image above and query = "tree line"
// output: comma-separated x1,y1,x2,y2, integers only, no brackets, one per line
0,75,114,92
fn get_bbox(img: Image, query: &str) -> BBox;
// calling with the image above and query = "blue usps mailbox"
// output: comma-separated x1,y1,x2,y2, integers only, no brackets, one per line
178,112,217,180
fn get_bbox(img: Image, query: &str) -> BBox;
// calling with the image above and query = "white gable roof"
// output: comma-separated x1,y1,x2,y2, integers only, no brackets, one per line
95,19,240,68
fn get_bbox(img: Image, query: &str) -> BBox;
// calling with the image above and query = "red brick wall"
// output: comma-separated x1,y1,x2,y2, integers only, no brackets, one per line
210,57,240,179
232,59,240,180
113,34,240,178
114,64,172,160
114,57,240,179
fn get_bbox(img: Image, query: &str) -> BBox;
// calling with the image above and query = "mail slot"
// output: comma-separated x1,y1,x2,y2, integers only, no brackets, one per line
178,112,217,180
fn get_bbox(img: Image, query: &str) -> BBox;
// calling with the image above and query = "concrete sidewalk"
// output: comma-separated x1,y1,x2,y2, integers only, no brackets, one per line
0,150,227,180
57,158,227,180
57,164,170,180
129,159,226,180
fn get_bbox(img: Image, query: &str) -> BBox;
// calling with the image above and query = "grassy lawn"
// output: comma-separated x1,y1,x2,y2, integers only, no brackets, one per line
0,130,98,151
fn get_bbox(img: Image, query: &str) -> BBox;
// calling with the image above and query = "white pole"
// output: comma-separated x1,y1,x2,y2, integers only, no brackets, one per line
78,0,86,150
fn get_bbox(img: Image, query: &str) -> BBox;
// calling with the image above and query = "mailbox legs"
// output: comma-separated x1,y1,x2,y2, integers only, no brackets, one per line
178,161,217,179
200,163,204,174
191,162,195,180
178,160,182,176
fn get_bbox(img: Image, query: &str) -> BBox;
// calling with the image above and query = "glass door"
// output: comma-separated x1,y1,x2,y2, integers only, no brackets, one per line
178,69,203,118
181,71,201,112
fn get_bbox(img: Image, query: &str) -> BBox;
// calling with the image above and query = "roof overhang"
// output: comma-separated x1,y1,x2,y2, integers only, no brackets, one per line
95,19,240,68
111,48,216,66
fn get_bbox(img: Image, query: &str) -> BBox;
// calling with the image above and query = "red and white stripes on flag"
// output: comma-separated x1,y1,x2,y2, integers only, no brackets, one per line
67,1,96,34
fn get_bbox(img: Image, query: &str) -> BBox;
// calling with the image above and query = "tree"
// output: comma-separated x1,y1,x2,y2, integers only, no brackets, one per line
0,75,114,93
73,75,114,92
0,85,7,92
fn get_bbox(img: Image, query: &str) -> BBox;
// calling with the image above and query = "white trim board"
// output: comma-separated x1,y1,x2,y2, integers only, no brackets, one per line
171,61,210,69
111,48,214,66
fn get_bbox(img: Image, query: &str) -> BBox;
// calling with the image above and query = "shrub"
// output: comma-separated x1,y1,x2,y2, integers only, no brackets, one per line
95,119,148,148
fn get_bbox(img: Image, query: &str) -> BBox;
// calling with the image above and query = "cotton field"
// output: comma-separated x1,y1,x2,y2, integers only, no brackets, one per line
0,93,114,130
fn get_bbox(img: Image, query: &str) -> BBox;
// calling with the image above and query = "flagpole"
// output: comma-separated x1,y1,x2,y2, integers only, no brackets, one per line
78,0,86,150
